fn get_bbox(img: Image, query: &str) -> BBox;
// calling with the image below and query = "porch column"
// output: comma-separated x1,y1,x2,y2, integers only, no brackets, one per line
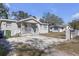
36,24,40,34
20,23,25,36
27,23,34,35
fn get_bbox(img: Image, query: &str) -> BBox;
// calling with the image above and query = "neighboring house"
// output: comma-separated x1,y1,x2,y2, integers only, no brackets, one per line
0,17,48,36
49,25,65,32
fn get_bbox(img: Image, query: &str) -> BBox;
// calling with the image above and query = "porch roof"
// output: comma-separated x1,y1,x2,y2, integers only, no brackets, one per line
0,17,48,25
0,19,17,22
17,17,42,24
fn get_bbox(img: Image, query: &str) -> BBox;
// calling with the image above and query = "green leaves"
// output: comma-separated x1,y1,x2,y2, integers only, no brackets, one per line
0,3,36,20
0,3,9,19
40,12,64,25
0,45,9,56
69,20,79,29
12,11,29,20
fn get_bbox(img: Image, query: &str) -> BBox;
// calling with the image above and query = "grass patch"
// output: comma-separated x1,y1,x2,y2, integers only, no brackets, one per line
0,45,9,56
40,32,65,39
55,39,79,54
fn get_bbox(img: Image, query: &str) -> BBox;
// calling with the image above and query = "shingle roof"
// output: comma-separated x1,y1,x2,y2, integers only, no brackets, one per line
0,17,47,24
50,25,64,28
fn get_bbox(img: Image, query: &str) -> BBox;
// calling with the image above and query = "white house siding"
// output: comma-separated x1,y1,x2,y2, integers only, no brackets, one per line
11,23,20,36
1,22,20,36
20,23,48,35
50,28,59,32
71,30,79,39
20,23,35,36
0,18,49,36
1,22,7,30
50,28,64,32
75,30,79,36
59,28,64,32
1,22,7,36
39,24,48,33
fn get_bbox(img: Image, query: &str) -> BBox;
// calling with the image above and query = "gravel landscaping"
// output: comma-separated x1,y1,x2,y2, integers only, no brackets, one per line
5,35,67,56
1,35,71,56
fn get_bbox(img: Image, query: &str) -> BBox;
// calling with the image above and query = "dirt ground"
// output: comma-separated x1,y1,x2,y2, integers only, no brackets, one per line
52,39,79,56
40,32,65,39
6,34,79,56
40,33,79,56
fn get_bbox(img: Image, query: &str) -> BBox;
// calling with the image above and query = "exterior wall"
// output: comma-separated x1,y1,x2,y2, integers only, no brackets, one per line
1,22,7,36
39,24,48,33
21,23,39,35
50,28,59,32
11,23,20,36
50,27,64,32
59,28,64,32
1,22,20,36
20,23,34,36
1,22,8,30
0,21,48,36
20,23,48,35
71,30,79,39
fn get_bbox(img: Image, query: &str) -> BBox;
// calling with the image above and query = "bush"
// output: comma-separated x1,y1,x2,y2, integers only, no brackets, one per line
5,30,11,39
0,45,9,56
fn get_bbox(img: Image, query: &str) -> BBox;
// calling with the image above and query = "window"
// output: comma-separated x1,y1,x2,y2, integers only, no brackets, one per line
6,22,11,27
54,26,58,30
44,25,48,29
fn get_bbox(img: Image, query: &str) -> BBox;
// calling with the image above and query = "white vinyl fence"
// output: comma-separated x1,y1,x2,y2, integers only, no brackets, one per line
71,30,79,39
65,26,79,40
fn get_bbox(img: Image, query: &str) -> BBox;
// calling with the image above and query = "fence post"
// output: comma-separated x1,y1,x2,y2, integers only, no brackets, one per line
66,26,71,40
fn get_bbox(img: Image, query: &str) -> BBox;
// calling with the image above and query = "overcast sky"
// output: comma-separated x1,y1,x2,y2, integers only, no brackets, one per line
6,3,79,24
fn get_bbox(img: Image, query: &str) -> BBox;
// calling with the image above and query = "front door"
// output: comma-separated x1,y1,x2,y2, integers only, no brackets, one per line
31,23,37,33
25,23,38,34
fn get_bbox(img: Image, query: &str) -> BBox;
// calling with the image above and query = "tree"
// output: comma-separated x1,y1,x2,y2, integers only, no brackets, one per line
0,3,9,19
39,18,45,23
28,15,37,19
12,11,29,20
40,12,64,25
69,20,79,29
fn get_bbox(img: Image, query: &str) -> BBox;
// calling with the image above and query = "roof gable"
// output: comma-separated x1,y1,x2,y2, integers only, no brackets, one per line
0,19,16,22
18,17,42,24
0,17,48,24
25,19,39,23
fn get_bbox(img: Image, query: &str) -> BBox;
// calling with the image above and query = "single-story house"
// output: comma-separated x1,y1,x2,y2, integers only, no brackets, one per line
0,17,48,36
49,25,65,32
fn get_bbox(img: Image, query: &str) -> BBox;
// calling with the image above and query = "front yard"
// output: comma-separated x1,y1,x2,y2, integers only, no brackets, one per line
54,37,79,55
40,32,79,55
40,32,65,39
1,33,79,56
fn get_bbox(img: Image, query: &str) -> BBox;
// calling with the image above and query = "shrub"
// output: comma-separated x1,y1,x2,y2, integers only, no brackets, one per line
5,30,11,39
0,45,9,56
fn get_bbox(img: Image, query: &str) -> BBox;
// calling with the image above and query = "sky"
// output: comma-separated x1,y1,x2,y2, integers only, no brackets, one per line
6,3,79,24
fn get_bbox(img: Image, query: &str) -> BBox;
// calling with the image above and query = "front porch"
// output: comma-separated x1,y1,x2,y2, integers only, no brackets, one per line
18,21,39,36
